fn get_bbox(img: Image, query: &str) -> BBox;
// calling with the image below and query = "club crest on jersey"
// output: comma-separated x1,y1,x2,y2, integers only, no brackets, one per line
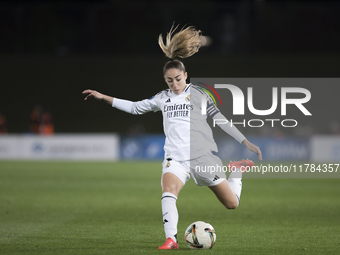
166,162,171,168
185,95,191,102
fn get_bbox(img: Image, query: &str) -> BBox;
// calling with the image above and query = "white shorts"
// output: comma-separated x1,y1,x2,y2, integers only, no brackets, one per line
162,152,226,187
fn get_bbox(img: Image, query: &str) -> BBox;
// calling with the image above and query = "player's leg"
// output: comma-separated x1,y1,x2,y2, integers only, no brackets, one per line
158,172,182,249
158,159,190,250
208,179,239,209
189,152,234,208
161,172,184,197
210,159,255,209
190,152,250,209
160,172,183,244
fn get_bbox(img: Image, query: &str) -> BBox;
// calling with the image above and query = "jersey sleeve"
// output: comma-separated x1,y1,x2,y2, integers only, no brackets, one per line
205,94,246,144
206,95,220,118
131,95,161,114
112,94,161,115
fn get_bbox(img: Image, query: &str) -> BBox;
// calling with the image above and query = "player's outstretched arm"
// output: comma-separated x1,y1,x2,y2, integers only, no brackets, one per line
242,139,262,161
82,89,113,105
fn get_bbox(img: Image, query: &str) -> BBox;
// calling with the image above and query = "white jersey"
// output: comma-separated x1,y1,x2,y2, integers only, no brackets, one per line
112,83,245,161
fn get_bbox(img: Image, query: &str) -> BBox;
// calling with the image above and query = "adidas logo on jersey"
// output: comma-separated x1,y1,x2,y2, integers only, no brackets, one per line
165,98,171,103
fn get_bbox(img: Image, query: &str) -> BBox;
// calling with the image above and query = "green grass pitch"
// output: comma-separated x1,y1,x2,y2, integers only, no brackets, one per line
0,161,339,254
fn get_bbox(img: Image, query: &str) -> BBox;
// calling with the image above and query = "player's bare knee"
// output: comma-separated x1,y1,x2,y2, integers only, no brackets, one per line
162,183,180,195
223,199,238,210
226,203,238,210
161,173,183,196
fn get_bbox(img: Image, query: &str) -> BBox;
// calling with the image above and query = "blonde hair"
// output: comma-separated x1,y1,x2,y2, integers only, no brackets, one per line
158,24,201,60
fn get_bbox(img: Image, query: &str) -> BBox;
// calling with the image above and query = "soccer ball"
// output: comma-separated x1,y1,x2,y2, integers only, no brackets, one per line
184,221,216,249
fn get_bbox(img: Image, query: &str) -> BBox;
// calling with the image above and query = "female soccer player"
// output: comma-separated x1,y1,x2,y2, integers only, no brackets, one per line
83,25,262,250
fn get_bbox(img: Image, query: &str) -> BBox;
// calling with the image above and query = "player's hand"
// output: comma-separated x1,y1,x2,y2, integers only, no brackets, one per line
242,139,263,161
82,89,104,101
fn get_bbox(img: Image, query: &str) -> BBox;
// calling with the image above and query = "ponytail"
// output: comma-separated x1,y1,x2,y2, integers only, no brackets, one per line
159,24,201,74
158,24,201,60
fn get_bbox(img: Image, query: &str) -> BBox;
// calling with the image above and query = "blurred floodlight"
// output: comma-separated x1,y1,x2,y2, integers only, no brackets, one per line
200,36,213,47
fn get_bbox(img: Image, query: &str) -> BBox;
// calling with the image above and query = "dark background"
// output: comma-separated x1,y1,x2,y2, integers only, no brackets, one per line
0,0,339,135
